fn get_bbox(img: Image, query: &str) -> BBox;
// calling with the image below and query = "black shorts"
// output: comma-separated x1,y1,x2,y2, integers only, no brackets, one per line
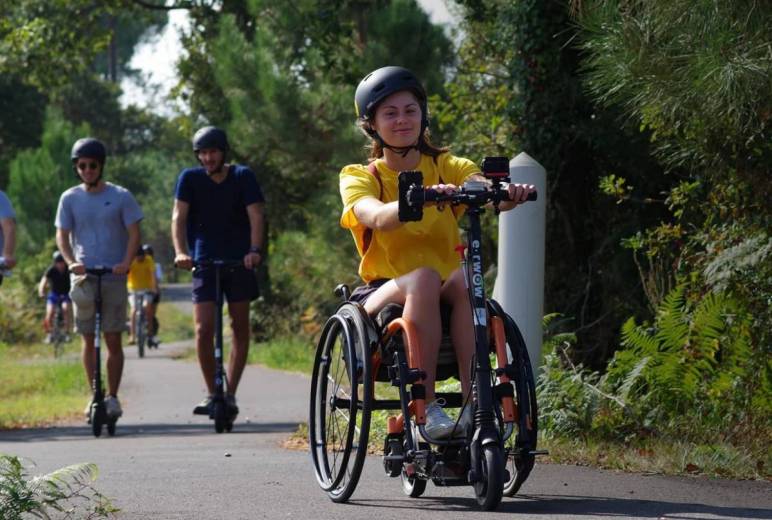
349,279,389,304
192,265,259,304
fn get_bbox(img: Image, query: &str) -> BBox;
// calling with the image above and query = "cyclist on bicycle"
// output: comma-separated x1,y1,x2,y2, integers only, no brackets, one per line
0,189,17,287
55,137,143,420
172,126,265,418
141,243,162,344
38,251,72,343
340,66,535,438
127,245,159,346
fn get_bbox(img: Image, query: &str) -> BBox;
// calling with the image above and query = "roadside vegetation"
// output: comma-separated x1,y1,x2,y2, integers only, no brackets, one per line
0,455,117,519
0,341,86,429
0,289,193,430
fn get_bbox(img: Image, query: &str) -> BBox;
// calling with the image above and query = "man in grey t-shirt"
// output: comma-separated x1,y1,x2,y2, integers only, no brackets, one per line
56,138,143,421
0,190,17,286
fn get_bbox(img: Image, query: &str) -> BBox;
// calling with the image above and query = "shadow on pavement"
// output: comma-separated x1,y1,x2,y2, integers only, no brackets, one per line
0,421,300,442
350,494,772,518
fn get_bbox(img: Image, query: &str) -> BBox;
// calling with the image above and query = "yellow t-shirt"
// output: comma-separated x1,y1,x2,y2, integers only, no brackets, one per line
127,256,156,292
340,152,479,283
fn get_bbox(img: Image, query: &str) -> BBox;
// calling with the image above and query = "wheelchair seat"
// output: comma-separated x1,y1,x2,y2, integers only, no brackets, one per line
372,303,458,382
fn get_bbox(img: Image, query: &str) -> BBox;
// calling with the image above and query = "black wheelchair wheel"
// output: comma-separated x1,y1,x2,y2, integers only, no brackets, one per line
488,301,538,497
309,303,373,503
474,444,504,510
400,468,427,498
213,401,226,434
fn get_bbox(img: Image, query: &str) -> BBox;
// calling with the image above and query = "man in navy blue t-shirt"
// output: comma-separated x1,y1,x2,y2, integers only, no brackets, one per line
172,126,265,418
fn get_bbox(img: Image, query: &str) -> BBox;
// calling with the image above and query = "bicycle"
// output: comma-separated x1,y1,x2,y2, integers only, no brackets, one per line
131,290,152,358
85,267,119,437
51,300,67,358
309,156,544,510
185,259,244,433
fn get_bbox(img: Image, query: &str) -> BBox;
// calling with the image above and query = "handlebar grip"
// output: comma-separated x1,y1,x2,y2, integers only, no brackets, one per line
526,191,538,202
422,190,439,202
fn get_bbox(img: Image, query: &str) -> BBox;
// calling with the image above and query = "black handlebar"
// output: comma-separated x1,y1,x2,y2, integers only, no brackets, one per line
85,267,114,276
193,259,245,268
398,166,538,223
417,185,538,205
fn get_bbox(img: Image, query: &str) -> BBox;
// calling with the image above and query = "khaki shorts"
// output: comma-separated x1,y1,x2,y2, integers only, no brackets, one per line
70,276,128,334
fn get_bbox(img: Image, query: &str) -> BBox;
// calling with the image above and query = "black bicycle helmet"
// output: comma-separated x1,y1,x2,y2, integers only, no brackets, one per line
354,66,428,133
70,138,107,164
52,251,64,262
142,244,154,256
192,126,230,153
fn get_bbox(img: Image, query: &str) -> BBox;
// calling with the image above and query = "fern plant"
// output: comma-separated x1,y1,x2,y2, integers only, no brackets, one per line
538,287,761,444
0,454,118,519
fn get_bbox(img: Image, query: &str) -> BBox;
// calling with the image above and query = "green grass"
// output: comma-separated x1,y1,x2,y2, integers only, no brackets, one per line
541,435,770,481
155,301,195,343
248,336,316,374
0,301,194,430
0,342,88,429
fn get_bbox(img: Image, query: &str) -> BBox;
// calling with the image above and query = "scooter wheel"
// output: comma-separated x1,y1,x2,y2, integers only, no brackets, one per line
107,417,117,436
474,445,505,511
90,404,104,438
213,402,226,434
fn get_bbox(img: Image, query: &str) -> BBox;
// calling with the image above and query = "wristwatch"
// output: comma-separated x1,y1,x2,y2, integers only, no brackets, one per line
249,246,262,255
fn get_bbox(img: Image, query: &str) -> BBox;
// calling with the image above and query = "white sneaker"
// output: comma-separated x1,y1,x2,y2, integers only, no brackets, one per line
104,396,123,418
424,399,455,439
84,400,93,417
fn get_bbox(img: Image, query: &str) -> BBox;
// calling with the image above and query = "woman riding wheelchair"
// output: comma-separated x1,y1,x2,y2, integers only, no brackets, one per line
309,66,538,509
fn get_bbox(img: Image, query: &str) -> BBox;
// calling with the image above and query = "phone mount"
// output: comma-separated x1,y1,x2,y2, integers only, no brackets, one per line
398,170,424,222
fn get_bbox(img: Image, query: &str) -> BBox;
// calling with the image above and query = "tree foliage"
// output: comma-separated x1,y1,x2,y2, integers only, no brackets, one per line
172,0,455,333
576,0,772,359
449,0,671,365
0,0,166,88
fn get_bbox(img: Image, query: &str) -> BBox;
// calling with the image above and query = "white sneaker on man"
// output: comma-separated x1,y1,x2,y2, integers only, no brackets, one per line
424,399,456,439
104,396,123,418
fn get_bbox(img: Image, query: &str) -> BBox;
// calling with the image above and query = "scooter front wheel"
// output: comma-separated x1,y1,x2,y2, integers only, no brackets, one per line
107,416,117,436
90,404,105,438
474,444,504,511
213,401,226,433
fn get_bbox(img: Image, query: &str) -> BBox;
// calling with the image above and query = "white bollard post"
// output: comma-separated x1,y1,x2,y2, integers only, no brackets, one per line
492,152,546,375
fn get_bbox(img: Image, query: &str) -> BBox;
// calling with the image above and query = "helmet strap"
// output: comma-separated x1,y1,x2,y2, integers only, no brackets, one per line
374,132,420,158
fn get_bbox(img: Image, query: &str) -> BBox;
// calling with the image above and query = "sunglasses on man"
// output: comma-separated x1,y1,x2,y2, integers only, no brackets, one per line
76,161,100,171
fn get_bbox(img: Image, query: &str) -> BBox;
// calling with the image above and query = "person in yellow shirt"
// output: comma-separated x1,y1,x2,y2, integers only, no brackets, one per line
127,246,158,346
341,66,535,439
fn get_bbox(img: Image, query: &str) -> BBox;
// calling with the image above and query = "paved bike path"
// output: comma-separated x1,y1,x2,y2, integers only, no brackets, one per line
1,341,770,518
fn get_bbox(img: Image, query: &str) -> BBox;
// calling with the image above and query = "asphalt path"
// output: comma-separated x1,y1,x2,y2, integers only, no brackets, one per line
0,285,770,519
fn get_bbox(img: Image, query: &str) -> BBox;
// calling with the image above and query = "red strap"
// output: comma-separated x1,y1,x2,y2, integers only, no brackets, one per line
367,161,383,200
362,161,383,254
